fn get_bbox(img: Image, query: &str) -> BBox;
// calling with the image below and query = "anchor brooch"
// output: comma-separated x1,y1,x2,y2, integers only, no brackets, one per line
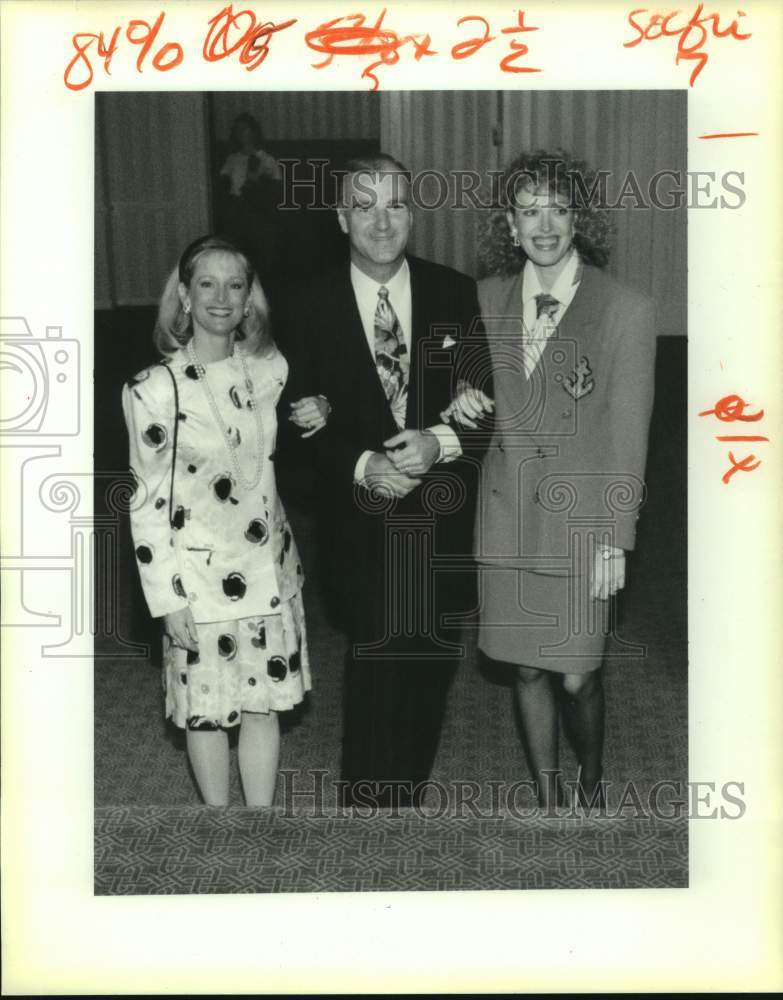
563,356,594,400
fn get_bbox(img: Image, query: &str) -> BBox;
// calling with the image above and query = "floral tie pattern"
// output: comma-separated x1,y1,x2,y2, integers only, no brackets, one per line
374,285,409,429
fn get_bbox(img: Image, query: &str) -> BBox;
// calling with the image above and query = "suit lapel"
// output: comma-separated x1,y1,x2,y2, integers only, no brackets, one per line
406,256,426,428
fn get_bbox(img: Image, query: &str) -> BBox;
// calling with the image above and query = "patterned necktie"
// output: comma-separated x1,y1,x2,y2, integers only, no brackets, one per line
374,286,409,429
523,293,561,379
535,293,560,320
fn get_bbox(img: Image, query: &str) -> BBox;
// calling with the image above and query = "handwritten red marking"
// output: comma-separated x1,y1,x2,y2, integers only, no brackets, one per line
716,435,769,442
499,10,541,73
63,13,182,90
624,5,751,87
305,9,436,91
451,16,495,59
64,28,121,91
204,5,296,70
722,451,761,484
126,13,183,73
698,394,764,422
699,132,759,139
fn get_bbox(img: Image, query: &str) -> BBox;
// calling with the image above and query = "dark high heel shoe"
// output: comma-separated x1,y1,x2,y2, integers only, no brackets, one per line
575,765,607,812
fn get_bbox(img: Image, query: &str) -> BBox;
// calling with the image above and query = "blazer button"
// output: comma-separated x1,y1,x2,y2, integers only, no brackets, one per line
270,596,280,609
561,410,571,419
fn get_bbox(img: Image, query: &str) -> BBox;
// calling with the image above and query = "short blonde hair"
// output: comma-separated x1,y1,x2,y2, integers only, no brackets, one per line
153,235,273,357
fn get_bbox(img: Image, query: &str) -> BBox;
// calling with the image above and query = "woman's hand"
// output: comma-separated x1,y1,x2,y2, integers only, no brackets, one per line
164,606,199,652
289,395,331,438
591,545,626,601
440,385,495,428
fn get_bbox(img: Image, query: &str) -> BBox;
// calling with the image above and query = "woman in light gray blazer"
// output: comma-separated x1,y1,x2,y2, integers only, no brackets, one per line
456,150,656,809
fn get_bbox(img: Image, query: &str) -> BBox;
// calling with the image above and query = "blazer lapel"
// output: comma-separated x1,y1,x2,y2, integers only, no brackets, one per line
555,264,603,355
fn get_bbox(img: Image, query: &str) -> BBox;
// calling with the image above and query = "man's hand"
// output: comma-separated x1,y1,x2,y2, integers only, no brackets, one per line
365,451,421,498
383,429,440,477
164,606,199,652
590,545,626,600
440,386,495,429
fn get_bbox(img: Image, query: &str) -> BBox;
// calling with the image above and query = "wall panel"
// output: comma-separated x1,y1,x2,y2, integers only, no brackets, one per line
211,91,380,142
97,93,211,306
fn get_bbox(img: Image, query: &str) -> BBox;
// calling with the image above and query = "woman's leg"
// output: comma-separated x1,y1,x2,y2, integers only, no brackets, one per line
561,668,605,805
186,728,230,806
238,710,280,807
513,664,562,807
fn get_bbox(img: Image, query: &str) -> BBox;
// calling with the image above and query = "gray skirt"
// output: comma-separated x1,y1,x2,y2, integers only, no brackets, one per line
477,566,609,674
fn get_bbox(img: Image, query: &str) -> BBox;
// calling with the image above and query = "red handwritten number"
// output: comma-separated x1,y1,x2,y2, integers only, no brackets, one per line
451,16,495,60
500,10,541,74
305,9,436,92
722,452,761,485
204,5,297,71
698,394,764,422
126,13,184,74
64,29,120,91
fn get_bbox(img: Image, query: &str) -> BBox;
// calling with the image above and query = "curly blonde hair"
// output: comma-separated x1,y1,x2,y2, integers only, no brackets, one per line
153,235,273,356
478,149,614,278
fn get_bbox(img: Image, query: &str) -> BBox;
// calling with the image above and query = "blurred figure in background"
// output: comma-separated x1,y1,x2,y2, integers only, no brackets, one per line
217,114,282,293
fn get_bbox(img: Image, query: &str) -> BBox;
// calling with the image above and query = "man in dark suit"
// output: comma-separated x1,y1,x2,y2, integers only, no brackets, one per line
282,154,491,808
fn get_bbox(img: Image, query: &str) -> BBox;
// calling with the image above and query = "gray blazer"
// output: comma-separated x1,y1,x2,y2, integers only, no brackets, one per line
475,264,657,572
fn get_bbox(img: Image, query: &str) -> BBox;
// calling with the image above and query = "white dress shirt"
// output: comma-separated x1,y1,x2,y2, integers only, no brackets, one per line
219,149,282,197
351,261,461,483
521,249,582,377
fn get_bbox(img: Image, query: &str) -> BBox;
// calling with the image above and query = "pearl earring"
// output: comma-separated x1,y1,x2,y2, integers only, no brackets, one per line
511,229,521,248
183,303,190,315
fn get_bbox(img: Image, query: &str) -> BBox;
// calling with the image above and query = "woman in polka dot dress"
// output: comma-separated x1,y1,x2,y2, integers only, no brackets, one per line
122,235,327,806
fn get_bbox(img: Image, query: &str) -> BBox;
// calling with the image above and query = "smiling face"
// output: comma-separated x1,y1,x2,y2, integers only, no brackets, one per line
507,186,576,288
179,251,250,350
337,170,412,282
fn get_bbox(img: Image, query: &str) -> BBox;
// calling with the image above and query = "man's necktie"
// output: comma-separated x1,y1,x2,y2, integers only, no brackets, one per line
374,286,409,429
523,293,561,379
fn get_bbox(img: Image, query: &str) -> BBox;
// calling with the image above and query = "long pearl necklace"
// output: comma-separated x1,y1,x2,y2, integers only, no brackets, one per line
186,338,265,491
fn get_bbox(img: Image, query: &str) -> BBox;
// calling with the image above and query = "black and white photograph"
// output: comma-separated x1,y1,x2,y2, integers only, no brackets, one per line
2,1,781,993
94,88,688,893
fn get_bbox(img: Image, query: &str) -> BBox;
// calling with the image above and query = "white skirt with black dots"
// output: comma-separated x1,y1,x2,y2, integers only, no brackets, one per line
163,592,311,730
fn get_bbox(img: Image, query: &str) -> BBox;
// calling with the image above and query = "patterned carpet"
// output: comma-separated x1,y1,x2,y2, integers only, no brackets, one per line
95,807,687,894
95,328,687,894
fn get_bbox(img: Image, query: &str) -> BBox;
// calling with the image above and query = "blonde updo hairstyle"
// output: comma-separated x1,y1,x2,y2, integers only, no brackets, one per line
153,234,273,357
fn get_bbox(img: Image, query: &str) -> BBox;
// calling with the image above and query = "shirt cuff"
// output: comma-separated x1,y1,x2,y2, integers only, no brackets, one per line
353,449,375,484
426,424,461,463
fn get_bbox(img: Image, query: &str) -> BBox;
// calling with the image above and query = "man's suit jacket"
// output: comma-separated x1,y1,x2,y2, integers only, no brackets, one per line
281,254,491,637
476,263,656,573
